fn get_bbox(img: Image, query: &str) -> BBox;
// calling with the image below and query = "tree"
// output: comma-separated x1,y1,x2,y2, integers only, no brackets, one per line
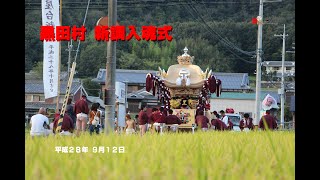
77,31,107,77
32,61,67,78
25,23,42,72
118,52,143,70
25,0,295,77
82,78,101,97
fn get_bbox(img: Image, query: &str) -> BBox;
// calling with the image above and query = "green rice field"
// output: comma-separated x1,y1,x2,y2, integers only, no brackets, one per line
25,130,295,180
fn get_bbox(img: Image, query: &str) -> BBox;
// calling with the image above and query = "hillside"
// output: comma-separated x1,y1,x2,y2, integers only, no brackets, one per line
25,0,295,78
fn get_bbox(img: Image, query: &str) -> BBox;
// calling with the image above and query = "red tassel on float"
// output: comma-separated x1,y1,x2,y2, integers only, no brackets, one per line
152,79,156,96
208,75,216,93
216,79,222,97
146,73,153,92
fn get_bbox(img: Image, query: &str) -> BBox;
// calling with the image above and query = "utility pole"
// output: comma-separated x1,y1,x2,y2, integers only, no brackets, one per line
275,24,288,129
254,0,264,127
105,0,117,134
56,0,63,113
124,80,128,112
67,40,73,77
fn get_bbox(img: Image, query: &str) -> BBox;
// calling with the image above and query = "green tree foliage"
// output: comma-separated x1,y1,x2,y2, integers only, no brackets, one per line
25,23,42,72
82,78,101,97
77,42,106,78
32,61,67,78
118,52,143,70
31,61,43,78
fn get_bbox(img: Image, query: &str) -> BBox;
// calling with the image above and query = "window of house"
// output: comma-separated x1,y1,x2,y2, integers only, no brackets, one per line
33,95,40,102
272,67,280,71
33,95,45,102
40,95,45,102
286,67,292,71
25,95,32,102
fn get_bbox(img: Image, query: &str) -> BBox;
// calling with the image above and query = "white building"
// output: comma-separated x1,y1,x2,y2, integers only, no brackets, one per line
262,61,295,78
210,91,280,118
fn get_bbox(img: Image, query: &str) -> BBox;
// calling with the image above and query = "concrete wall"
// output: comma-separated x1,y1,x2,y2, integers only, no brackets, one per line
210,98,255,115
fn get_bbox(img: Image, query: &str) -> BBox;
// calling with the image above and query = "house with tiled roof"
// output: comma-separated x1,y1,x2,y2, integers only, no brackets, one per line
92,69,253,113
25,78,88,118
262,61,295,78
213,72,251,92
92,69,158,93
92,69,252,93
126,87,160,112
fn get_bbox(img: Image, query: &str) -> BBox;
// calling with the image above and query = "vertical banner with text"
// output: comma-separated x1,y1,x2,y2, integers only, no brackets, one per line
42,0,60,99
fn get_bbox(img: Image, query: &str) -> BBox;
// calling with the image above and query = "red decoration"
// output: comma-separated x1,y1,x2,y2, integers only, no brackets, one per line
205,103,210,110
226,108,234,113
208,75,216,93
216,79,222,97
252,17,258,24
146,73,153,92
152,80,156,96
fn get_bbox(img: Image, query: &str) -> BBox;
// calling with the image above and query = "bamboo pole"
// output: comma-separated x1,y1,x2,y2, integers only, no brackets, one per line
56,0,63,112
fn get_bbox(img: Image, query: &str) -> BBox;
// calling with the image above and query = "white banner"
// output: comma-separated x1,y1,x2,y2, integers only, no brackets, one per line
117,104,126,127
42,0,60,99
115,81,126,104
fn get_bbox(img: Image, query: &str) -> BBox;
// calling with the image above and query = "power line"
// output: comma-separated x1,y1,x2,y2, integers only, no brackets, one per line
188,1,256,56
25,1,259,10
73,0,91,64
186,3,256,64
182,2,256,64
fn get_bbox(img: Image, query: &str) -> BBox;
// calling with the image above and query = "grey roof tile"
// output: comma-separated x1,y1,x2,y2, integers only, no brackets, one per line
25,102,63,110
92,69,158,84
93,69,251,90
25,79,82,94
213,72,250,90
127,87,158,100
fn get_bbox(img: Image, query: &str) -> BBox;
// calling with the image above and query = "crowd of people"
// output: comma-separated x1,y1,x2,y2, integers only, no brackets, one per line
133,107,278,135
28,96,278,137
29,95,103,137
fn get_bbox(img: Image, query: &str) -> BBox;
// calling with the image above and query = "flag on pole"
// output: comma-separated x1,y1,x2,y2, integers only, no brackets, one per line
42,0,60,99
262,94,279,110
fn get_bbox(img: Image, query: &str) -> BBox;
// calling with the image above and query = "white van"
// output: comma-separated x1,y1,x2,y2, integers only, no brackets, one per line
225,113,242,131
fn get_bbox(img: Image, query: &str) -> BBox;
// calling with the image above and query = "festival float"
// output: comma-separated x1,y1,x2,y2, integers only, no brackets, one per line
145,47,222,129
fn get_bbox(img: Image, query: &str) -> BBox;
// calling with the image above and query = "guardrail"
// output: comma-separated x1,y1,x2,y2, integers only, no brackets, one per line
282,121,294,130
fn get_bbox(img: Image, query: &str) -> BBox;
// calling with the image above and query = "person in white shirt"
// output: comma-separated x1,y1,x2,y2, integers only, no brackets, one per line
219,110,229,128
30,107,52,137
